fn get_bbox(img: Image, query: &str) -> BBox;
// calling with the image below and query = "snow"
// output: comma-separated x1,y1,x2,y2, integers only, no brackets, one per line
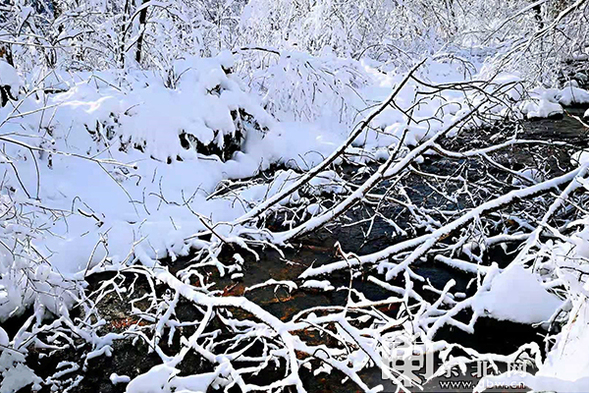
0,351,42,393
538,300,589,383
126,364,179,393
520,96,563,119
571,227,589,259
0,327,7,346
474,264,562,324
46,55,275,163
434,255,491,275
124,363,225,393
0,55,282,280
526,225,589,388
571,150,589,167
558,86,589,106
245,50,368,125
110,373,131,385
520,86,589,119
0,61,20,98
512,167,544,185
476,225,589,392
301,280,335,291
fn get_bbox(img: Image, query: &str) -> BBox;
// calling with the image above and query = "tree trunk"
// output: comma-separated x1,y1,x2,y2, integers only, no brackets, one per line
118,0,132,67
135,0,149,64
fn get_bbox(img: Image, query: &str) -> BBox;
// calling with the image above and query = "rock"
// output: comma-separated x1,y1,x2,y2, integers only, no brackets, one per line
559,86,589,106
571,149,589,166
521,98,563,120
512,167,545,185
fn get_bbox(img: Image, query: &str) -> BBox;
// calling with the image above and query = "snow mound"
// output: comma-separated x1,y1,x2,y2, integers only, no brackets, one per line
538,299,589,384
242,50,367,126
476,227,589,393
520,85,589,119
571,150,589,167
49,53,274,162
0,60,20,96
236,169,345,208
125,364,178,393
558,86,589,106
0,327,7,346
301,279,335,291
475,264,562,324
512,167,545,185
126,364,219,393
0,351,42,393
520,95,563,119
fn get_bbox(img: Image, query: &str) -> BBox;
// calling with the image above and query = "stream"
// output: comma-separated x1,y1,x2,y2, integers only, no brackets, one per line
13,107,589,393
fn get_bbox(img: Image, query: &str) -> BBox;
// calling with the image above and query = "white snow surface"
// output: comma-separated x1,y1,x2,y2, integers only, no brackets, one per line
558,85,589,106
531,229,589,387
301,279,335,291
519,88,563,119
110,373,131,385
571,150,589,167
538,300,589,383
0,60,20,97
519,85,589,119
474,264,562,324
126,364,219,393
0,351,42,393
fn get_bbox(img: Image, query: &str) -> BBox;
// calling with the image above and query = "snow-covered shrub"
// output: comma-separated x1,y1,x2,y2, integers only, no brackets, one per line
239,50,367,125
480,0,589,86
0,52,275,330
0,193,77,323
0,50,284,301
0,0,245,74
46,53,274,162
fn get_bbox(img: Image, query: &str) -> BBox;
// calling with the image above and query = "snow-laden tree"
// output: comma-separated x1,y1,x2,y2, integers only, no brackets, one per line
1,0,589,392
238,0,433,60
